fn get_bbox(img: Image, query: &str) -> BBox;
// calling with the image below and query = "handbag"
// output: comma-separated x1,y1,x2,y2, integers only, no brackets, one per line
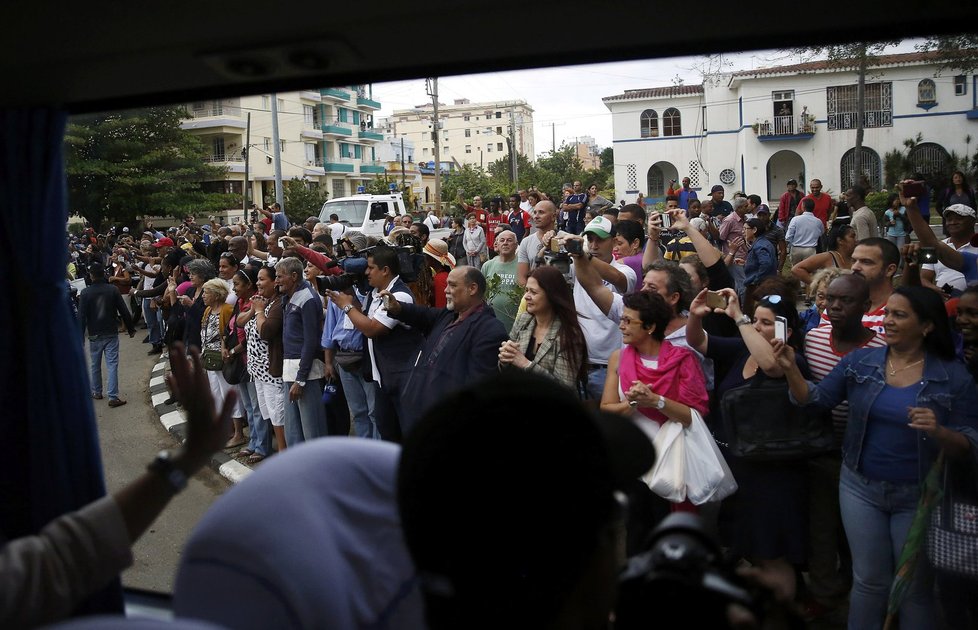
643,421,686,502
334,349,363,371
719,372,834,461
684,410,738,505
201,349,224,371
928,459,978,578
221,313,246,384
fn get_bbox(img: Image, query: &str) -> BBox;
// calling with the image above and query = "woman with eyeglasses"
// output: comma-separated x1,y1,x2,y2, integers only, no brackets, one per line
742,217,778,303
774,286,978,628
686,275,811,596
601,290,709,519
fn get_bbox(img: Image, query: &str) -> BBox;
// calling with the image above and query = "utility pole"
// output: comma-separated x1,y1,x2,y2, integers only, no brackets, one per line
427,78,441,214
509,106,518,185
270,94,284,209
549,121,566,153
400,137,406,190
242,112,251,224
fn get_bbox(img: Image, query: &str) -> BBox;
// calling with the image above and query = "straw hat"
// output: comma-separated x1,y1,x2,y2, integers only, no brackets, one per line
423,239,456,269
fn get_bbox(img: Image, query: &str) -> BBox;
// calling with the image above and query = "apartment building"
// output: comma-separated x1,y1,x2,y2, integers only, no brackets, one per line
181,85,385,205
604,51,977,207
378,98,535,169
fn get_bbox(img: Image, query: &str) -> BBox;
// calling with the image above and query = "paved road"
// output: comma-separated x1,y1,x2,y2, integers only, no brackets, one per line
91,329,228,594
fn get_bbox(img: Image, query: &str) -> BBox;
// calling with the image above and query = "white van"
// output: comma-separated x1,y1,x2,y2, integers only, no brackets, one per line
318,192,450,241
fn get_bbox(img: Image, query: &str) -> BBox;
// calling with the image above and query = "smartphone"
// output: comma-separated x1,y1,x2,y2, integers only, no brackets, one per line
278,238,287,249
549,237,561,254
382,294,392,310
902,181,926,198
919,247,938,264
659,211,672,229
705,290,727,310
774,316,788,343
564,239,584,255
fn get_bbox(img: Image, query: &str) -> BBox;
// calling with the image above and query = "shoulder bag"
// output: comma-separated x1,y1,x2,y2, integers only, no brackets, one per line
928,457,978,578
719,372,834,461
221,308,247,384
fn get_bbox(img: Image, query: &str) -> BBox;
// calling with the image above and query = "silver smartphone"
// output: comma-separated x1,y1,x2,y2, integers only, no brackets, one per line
659,211,672,229
775,316,788,342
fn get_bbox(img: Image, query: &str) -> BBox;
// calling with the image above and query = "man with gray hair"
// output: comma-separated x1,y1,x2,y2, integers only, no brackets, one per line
274,257,329,446
378,266,509,434
719,196,750,295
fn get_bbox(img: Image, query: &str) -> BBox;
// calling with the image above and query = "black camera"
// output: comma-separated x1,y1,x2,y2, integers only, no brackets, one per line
615,513,762,629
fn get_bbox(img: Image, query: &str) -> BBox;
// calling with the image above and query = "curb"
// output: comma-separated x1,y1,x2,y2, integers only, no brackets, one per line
149,357,253,485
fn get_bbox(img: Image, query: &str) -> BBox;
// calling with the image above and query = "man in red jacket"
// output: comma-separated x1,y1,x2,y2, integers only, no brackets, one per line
778,179,803,230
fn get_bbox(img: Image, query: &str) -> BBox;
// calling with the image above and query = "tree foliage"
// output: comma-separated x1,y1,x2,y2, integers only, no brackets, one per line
916,34,978,75
282,178,329,223
65,106,236,230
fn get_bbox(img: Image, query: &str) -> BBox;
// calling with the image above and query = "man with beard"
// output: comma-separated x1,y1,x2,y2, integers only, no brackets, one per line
379,266,508,434
846,237,899,336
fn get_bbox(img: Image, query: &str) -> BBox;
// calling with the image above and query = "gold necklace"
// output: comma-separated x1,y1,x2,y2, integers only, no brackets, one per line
887,357,924,376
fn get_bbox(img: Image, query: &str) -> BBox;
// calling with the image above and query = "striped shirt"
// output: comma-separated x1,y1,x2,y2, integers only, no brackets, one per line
804,325,887,445
818,304,886,337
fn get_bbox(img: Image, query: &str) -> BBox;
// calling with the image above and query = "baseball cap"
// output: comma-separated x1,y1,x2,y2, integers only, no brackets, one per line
944,204,976,218
710,185,725,194
153,237,175,248
582,216,614,239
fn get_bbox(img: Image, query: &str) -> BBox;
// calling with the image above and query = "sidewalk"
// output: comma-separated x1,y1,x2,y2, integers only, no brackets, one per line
148,357,254,485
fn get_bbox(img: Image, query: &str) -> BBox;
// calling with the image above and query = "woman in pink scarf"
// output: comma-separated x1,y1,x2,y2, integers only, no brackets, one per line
601,291,709,514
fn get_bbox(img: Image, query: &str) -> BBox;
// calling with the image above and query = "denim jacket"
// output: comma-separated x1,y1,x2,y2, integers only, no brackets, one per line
798,346,978,482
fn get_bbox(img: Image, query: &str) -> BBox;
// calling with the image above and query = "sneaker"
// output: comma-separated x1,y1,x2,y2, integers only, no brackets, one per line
108,398,127,408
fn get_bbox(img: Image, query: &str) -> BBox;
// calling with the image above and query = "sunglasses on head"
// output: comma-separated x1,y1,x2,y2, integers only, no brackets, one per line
760,294,783,305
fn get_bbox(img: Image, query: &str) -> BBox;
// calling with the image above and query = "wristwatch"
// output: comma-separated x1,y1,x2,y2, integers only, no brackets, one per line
628,400,638,408
342,304,354,315
735,315,752,327
655,395,667,410
147,450,188,494
295,380,306,388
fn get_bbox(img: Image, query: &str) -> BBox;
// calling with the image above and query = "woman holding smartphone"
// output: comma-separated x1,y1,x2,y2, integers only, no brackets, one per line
686,276,810,594
775,286,978,628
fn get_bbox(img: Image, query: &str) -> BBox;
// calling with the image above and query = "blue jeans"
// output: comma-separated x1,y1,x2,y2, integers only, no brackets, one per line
282,378,328,446
142,298,162,345
89,335,120,400
839,465,935,630
338,365,380,439
586,366,607,401
239,379,272,456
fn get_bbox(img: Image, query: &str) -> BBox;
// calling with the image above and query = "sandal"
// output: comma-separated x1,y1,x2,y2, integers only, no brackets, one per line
246,453,265,465
234,448,254,459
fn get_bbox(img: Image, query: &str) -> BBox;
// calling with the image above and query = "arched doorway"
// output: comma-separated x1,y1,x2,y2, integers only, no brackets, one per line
646,161,678,199
765,150,805,203
908,142,951,178
840,146,882,191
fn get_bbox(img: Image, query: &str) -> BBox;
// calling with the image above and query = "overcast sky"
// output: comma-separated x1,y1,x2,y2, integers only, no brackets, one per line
372,41,919,157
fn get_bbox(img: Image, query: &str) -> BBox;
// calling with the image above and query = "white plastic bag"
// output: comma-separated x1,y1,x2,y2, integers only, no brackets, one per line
642,420,686,502
684,410,737,505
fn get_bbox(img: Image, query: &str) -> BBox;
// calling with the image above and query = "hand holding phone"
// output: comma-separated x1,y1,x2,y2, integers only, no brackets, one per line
918,247,938,264
659,211,672,230
705,290,727,310
775,316,788,343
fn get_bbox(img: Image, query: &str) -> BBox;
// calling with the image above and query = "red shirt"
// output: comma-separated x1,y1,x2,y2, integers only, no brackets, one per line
433,271,448,309
486,213,504,249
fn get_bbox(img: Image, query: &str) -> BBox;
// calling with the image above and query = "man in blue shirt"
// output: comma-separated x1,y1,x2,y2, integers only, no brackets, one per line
563,181,588,234
673,177,698,210
323,289,381,439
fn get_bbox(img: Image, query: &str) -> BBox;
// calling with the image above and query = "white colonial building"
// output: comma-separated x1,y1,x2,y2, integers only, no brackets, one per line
604,51,978,209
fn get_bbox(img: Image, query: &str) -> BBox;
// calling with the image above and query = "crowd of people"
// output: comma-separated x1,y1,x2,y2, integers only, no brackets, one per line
60,171,978,629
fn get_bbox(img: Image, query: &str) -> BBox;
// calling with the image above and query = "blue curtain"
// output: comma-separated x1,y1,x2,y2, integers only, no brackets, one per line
0,109,123,614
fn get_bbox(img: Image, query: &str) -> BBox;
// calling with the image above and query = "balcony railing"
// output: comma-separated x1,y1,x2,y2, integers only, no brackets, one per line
321,87,351,101
356,96,382,110
360,161,386,174
203,152,244,163
755,115,817,140
190,104,242,118
299,90,321,102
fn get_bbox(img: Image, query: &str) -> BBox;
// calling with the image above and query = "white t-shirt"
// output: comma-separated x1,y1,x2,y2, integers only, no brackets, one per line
572,260,636,365
921,237,978,292
329,222,348,241
140,262,158,290
365,276,414,387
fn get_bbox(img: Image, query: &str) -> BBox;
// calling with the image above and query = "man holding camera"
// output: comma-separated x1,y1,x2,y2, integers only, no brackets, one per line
327,246,423,443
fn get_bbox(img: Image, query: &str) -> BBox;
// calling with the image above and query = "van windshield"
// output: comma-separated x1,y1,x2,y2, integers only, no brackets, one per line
320,199,368,225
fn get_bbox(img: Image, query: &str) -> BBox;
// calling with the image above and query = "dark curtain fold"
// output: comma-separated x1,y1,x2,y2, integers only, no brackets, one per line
0,108,123,616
